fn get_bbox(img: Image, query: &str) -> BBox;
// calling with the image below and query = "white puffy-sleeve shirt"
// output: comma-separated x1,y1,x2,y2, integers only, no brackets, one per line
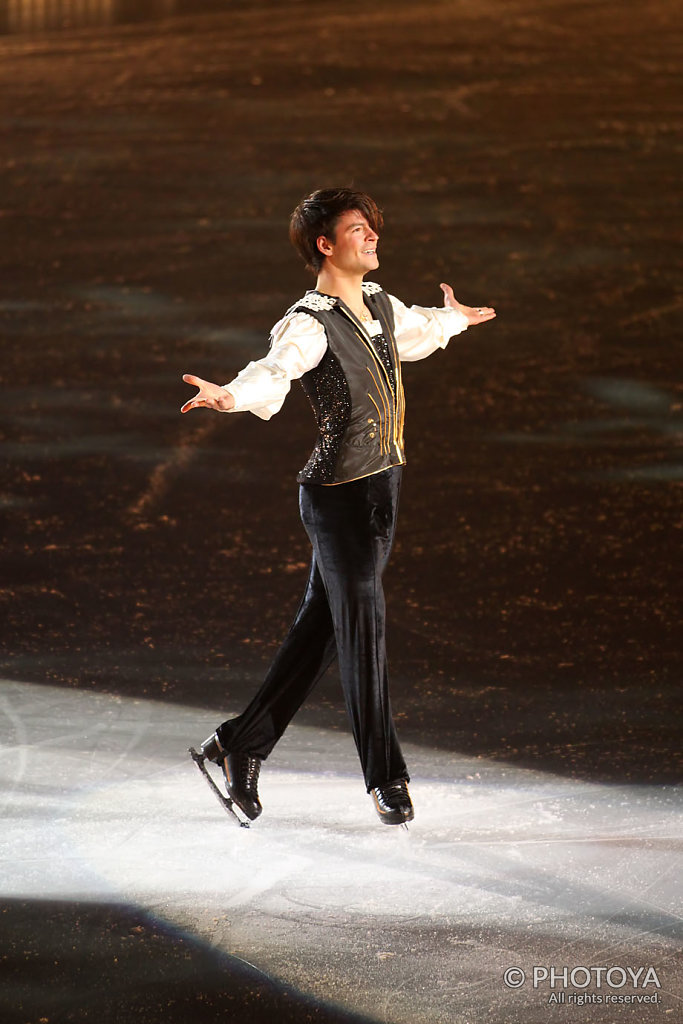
224,294,469,421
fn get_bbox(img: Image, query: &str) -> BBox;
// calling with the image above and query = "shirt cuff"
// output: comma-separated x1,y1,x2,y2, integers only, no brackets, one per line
221,382,245,413
432,306,469,345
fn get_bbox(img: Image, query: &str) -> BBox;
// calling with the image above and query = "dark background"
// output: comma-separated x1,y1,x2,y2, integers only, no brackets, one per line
1,0,681,784
1,3,682,1023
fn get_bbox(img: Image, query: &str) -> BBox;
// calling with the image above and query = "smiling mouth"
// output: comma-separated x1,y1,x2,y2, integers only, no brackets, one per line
363,249,377,255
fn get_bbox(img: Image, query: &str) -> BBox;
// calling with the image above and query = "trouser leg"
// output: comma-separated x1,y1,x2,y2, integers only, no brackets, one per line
216,553,336,758
299,467,408,792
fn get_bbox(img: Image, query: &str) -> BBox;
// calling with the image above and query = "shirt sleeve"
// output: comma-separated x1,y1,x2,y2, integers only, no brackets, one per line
388,293,469,362
223,312,327,420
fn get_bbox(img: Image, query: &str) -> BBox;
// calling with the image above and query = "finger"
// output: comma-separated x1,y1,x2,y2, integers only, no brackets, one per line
180,398,206,414
182,373,206,387
440,284,459,309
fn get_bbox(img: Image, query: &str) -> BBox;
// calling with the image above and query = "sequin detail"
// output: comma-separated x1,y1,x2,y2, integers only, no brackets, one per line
297,348,352,484
368,332,396,396
361,281,382,295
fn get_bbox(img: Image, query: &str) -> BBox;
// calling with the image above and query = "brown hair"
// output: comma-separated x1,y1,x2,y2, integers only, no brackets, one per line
289,188,383,273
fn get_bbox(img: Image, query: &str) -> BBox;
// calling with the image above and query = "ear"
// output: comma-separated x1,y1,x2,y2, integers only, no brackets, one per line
316,234,333,257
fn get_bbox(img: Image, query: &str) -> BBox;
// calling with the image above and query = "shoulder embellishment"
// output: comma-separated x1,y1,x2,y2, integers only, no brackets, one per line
291,291,338,313
361,281,383,295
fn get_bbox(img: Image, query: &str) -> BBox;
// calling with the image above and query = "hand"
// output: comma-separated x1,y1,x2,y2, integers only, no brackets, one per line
440,283,496,325
181,373,235,413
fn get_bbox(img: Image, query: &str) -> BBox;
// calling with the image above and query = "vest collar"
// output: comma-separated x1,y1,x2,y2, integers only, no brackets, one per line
297,280,383,314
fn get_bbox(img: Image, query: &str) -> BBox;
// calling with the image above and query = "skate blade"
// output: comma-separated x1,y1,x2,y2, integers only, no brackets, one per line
188,747,250,828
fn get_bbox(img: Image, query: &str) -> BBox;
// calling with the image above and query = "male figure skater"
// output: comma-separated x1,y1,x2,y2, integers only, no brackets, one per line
182,187,495,825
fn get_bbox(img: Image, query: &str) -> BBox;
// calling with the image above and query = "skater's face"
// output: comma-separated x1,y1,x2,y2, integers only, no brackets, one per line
316,209,379,275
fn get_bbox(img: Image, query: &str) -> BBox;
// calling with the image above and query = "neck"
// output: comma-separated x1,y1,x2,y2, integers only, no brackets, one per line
315,266,365,311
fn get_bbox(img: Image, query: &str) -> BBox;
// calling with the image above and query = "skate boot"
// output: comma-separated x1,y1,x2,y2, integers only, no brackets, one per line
201,733,263,821
371,779,414,826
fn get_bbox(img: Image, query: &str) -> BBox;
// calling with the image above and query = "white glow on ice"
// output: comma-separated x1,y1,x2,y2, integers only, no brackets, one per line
1,679,681,1023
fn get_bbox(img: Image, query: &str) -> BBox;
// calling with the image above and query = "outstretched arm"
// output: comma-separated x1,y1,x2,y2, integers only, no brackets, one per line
391,284,496,362
180,311,328,419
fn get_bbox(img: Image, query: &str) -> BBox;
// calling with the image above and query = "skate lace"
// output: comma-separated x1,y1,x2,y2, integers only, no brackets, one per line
241,756,261,791
377,780,408,807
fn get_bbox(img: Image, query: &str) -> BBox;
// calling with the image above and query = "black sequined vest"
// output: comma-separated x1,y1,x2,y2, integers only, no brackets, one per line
292,282,406,486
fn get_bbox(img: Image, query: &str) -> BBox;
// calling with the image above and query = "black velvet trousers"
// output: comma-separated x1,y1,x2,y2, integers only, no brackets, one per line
216,465,408,791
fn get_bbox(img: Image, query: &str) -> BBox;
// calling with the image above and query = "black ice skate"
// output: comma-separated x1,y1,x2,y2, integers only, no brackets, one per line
371,779,414,826
188,744,250,827
198,732,263,822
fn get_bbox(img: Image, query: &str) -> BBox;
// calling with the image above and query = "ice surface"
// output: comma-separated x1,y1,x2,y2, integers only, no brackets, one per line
1,680,681,1023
